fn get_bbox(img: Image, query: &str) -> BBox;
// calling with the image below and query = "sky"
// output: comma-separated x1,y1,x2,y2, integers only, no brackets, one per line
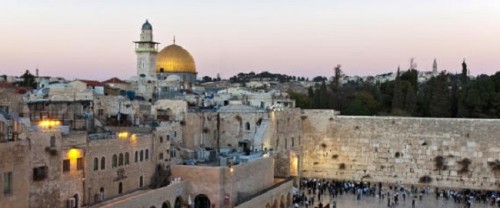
1,0,500,80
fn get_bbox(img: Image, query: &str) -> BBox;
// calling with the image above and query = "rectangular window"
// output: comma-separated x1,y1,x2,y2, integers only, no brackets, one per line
3,172,12,195
33,166,48,181
77,158,84,171
63,159,70,172
98,109,104,116
159,153,164,160
50,136,56,147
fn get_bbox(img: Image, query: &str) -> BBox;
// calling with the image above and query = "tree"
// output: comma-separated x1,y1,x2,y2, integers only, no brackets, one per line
428,72,451,117
391,67,404,112
343,91,381,115
20,70,36,88
201,76,213,83
289,91,312,109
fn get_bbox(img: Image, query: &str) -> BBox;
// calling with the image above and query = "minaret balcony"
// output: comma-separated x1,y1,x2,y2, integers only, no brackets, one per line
135,48,158,53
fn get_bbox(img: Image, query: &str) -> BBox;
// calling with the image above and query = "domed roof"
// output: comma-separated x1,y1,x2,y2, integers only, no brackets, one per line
142,20,152,30
156,44,196,74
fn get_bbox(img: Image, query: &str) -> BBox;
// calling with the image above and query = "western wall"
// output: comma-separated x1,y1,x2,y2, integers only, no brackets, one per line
299,110,500,190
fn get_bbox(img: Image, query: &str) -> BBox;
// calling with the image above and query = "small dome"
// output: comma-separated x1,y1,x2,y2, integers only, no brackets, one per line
156,44,196,74
142,20,152,30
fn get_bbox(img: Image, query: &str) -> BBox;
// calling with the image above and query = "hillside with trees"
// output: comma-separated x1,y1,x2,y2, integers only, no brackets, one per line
290,63,500,118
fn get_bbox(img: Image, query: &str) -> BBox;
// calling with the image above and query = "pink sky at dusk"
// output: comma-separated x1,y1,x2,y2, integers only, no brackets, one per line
1,0,499,81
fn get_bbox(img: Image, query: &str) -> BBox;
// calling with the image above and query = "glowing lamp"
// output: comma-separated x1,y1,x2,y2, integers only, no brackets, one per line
39,119,61,129
229,167,234,173
67,148,80,160
118,132,129,139
130,134,137,143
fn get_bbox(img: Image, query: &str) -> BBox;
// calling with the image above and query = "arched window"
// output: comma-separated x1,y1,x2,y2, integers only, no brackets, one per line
93,158,99,171
112,155,117,168
160,136,163,143
140,150,144,161
135,151,138,162
245,122,250,131
125,153,129,165
145,149,149,160
101,157,105,170
118,153,124,166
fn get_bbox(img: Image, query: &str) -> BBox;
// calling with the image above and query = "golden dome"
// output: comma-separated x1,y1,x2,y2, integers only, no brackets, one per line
156,44,196,74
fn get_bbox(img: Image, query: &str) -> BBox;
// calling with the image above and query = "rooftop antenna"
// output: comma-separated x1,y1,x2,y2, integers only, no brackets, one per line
173,36,176,44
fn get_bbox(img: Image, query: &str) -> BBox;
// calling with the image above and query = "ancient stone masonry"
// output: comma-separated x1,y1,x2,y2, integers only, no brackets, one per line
299,113,500,190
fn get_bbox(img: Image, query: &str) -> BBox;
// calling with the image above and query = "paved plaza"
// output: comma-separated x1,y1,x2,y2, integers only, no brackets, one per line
302,192,498,208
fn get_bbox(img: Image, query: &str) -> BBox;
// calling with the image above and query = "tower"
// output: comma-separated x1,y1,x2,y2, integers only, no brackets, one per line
134,20,159,79
432,58,437,75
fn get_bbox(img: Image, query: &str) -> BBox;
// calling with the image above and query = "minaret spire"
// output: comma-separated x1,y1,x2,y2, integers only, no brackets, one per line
173,36,176,44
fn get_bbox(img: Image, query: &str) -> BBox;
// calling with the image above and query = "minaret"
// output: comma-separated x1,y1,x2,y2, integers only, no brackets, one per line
134,20,159,78
432,58,438,75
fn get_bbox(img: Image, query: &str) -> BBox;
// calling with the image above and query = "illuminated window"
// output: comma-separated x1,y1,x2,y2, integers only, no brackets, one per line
118,153,124,166
93,158,99,171
112,155,117,168
63,159,70,172
77,157,84,171
3,172,12,195
125,153,129,165
101,157,106,170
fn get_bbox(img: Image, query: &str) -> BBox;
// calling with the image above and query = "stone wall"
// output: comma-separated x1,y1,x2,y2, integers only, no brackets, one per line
171,157,275,208
300,113,500,190
235,178,293,208
0,139,30,208
97,181,189,208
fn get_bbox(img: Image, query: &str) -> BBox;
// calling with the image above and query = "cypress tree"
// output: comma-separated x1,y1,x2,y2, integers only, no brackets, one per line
392,67,404,112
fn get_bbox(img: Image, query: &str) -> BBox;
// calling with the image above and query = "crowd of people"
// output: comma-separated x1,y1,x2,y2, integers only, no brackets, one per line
292,178,500,208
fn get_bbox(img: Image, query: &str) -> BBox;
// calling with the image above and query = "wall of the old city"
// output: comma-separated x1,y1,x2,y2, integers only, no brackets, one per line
299,112,500,190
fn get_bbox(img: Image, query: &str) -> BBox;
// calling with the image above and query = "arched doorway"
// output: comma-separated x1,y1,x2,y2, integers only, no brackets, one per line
194,194,210,208
174,196,183,208
272,199,277,208
286,192,291,207
118,182,123,194
74,194,79,208
279,195,285,208
162,201,171,208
